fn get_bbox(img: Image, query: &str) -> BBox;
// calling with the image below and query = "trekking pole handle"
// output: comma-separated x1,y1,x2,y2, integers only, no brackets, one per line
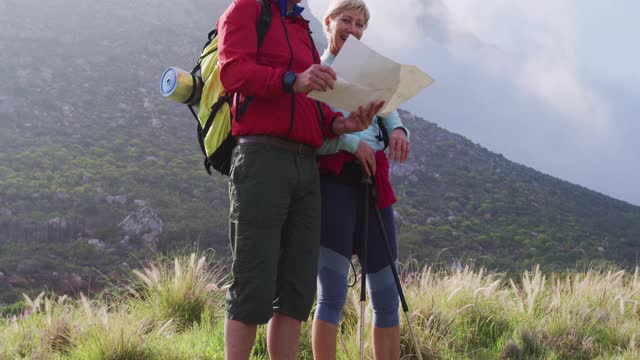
360,171,373,185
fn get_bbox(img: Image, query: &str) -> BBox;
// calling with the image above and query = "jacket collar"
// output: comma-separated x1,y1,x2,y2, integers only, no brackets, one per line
277,0,304,17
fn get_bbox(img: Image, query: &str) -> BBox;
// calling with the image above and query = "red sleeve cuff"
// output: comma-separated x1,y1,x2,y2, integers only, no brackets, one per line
319,101,341,139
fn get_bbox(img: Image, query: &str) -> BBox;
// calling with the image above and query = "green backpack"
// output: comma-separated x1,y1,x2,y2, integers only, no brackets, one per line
187,0,273,176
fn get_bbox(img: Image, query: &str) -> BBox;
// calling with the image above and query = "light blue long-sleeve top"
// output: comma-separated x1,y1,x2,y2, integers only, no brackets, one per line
316,50,410,155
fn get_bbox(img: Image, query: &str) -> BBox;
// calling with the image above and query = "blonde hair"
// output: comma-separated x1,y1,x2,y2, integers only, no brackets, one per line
324,0,370,30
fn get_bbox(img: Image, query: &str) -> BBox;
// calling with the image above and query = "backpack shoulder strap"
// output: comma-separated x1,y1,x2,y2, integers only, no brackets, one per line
256,0,272,49
235,0,273,120
376,116,390,150
307,28,319,64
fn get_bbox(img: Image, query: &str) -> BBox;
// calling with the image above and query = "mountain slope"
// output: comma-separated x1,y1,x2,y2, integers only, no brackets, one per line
393,110,640,270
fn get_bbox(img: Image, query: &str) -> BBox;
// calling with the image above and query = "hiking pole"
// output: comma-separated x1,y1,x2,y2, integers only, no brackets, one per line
369,179,423,360
358,172,371,360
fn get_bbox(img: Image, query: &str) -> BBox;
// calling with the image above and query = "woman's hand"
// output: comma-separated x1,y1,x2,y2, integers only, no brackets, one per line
388,128,409,162
354,140,376,177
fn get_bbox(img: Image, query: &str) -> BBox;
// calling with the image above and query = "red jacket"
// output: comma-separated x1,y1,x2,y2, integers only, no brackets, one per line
217,0,340,147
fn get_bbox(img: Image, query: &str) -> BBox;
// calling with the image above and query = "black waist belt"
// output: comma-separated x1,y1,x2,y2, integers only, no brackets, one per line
236,135,315,157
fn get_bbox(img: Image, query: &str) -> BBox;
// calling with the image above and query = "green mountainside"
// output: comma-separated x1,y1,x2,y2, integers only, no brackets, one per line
1,0,639,304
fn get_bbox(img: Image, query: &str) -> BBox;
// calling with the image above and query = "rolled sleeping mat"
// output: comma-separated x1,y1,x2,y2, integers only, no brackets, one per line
160,67,203,106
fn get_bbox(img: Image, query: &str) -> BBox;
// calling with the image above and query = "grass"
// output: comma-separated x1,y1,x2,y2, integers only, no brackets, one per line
1,254,639,359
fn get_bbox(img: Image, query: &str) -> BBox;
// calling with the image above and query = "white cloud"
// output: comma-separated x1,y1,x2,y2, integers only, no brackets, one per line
442,1,609,129
362,0,429,49
519,57,611,133
438,0,612,133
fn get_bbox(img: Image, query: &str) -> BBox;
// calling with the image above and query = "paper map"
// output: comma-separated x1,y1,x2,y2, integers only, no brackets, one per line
308,35,434,115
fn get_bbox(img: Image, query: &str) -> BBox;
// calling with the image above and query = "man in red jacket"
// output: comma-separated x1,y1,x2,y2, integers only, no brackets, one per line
217,0,383,358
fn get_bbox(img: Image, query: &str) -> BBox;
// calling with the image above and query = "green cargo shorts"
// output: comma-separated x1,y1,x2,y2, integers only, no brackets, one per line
226,142,321,324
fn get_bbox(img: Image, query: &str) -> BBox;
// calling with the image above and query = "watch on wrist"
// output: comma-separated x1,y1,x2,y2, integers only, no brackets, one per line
283,71,297,93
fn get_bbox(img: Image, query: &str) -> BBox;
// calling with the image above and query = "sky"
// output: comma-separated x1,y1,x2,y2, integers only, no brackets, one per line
308,0,640,205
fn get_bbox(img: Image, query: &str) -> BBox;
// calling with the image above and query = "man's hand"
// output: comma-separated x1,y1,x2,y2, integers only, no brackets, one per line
354,140,376,177
388,128,409,162
332,100,385,135
292,64,336,93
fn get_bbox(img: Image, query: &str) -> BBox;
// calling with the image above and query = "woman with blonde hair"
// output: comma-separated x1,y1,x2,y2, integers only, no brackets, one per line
313,0,410,358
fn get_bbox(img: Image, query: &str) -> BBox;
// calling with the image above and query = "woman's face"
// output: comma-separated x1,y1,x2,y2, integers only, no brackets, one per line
325,8,366,55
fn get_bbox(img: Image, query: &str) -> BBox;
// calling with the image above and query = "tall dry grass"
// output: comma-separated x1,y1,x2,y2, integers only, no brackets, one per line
1,254,639,359
131,253,227,329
